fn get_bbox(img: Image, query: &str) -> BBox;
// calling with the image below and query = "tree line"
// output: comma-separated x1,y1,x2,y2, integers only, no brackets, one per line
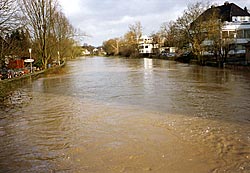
103,21,142,58
0,0,83,69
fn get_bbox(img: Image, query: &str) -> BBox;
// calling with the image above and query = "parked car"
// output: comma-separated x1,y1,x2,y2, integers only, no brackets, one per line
161,51,168,56
167,52,176,57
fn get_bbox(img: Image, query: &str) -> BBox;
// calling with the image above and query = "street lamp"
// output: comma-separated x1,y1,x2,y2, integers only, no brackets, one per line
57,51,60,65
29,48,32,73
24,48,34,73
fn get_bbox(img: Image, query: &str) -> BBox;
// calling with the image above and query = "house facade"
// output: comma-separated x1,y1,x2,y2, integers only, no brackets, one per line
221,2,250,56
138,35,158,54
199,2,250,58
81,48,91,56
223,21,250,55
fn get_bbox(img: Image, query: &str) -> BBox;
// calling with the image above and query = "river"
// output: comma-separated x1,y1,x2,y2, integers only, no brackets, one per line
0,56,249,172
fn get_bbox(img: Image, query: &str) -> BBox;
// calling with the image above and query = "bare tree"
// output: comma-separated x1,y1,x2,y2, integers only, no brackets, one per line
150,32,161,55
128,21,142,49
103,38,120,56
159,2,209,58
202,8,224,65
121,21,142,57
0,0,22,66
20,0,59,69
52,10,74,60
181,2,209,60
159,21,184,48
165,2,212,64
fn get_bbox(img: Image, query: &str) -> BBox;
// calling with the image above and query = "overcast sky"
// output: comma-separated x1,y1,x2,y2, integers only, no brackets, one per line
58,0,250,47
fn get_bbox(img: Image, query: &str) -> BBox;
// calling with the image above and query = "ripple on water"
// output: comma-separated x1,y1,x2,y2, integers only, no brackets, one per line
153,115,250,172
0,57,250,172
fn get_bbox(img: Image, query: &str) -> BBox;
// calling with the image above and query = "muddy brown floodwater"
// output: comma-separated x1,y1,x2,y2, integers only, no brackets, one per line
0,56,249,172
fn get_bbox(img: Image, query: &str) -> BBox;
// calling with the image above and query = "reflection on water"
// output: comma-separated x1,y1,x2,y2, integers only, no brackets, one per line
0,56,249,172
143,58,153,69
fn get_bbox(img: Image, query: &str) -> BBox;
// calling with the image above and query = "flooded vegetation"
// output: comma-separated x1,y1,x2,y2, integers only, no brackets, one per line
0,57,249,172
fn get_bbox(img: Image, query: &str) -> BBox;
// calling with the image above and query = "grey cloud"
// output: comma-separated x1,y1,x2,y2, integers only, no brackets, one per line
61,0,250,46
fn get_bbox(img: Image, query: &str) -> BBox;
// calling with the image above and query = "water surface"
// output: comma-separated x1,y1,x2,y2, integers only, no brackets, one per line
0,57,249,172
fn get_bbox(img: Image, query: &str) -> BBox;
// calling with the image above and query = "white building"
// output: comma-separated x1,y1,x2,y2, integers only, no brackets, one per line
138,35,158,54
199,2,250,56
222,21,250,55
82,49,91,56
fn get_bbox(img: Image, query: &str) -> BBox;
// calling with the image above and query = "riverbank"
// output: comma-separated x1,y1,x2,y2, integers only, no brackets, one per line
0,61,66,99
141,54,250,71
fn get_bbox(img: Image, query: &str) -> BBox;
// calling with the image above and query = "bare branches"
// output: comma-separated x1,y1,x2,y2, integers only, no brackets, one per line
0,0,82,68
17,0,84,68
19,0,56,68
0,0,21,36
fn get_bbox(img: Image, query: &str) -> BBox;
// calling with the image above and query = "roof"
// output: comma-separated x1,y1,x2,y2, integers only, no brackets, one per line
197,2,250,22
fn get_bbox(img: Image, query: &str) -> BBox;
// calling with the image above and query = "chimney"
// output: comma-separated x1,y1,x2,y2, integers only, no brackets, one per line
224,1,229,6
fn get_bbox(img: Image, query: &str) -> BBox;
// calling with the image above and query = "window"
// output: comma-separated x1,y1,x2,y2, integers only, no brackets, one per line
232,17,237,22
222,31,229,38
245,29,250,38
229,31,235,38
145,46,148,48
247,16,250,22
237,30,244,38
